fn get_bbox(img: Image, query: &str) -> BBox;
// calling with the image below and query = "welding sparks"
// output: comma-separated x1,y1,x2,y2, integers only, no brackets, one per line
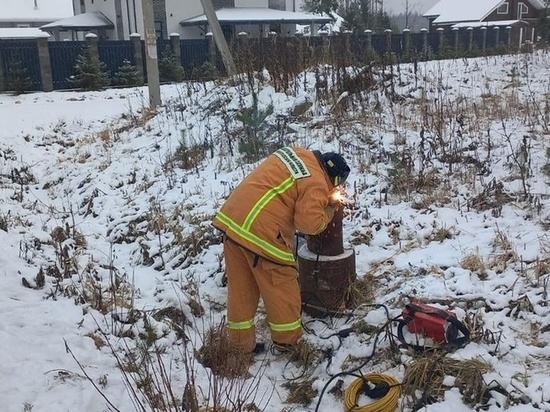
329,188,350,206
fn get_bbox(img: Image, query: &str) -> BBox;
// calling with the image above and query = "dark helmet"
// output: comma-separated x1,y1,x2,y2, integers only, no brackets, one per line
322,152,350,186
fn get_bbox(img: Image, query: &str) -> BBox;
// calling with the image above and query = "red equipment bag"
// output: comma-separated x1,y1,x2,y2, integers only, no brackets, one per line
397,303,470,350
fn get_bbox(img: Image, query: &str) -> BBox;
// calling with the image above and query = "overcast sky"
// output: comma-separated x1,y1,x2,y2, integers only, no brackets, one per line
383,0,439,14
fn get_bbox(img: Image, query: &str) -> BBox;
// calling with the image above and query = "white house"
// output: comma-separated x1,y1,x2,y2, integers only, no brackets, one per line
0,0,74,39
47,0,330,40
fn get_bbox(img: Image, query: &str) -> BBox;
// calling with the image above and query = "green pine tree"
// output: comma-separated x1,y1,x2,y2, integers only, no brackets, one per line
237,92,274,161
113,60,143,87
72,45,109,91
6,60,32,95
158,49,185,83
301,0,339,16
341,0,395,33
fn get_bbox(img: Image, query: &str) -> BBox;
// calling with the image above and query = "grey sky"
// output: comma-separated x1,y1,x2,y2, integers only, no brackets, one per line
384,0,439,14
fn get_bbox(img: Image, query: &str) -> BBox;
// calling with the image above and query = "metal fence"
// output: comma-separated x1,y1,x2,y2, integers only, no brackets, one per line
0,27,526,93
49,41,86,90
1,40,42,91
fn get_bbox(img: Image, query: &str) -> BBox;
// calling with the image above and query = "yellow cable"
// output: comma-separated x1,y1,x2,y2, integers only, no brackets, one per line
344,373,401,412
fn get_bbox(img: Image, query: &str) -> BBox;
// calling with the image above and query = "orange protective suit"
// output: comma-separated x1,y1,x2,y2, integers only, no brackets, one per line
213,147,335,352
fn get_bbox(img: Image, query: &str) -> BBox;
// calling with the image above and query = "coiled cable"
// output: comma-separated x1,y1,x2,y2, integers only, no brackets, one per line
344,373,401,412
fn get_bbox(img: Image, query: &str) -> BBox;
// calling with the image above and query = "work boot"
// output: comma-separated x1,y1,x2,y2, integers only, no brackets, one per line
271,342,296,355
252,342,266,354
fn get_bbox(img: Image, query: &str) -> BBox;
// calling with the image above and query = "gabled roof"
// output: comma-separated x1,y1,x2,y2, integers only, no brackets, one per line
0,0,73,22
451,19,526,28
40,12,114,30
423,0,547,24
181,7,333,27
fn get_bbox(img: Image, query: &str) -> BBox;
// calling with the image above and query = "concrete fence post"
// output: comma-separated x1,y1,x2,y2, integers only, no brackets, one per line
403,28,411,60
343,29,351,54
85,33,99,61
494,26,500,46
237,31,248,72
295,31,304,67
36,33,53,92
437,27,444,53
0,39,5,92
467,27,474,52
506,26,512,47
206,31,216,68
130,33,144,81
364,29,372,52
385,28,392,55
342,29,352,65
320,30,329,62
421,28,428,58
170,33,181,65
481,26,487,53
453,27,459,54
238,31,249,47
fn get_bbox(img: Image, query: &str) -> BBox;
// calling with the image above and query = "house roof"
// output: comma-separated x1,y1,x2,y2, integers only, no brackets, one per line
40,12,114,31
0,0,73,22
451,19,526,28
0,27,46,39
423,0,547,24
180,7,333,27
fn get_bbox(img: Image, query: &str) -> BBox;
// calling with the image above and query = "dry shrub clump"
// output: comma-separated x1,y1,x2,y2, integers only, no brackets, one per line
282,378,317,405
349,273,376,306
402,355,492,408
196,324,251,378
461,252,488,280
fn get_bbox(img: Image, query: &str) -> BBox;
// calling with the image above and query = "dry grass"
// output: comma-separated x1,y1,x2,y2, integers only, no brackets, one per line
490,227,519,270
196,324,252,378
286,340,320,371
349,272,376,306
282,378,317,405
85,331,107,349
402,355,492,408
460,252,488,280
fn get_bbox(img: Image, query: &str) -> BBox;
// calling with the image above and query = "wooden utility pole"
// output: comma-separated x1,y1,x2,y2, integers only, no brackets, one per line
141,0,161,108
199,0,237,76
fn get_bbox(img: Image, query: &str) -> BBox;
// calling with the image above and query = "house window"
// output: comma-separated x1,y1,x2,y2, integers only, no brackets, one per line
518,2,529,18
213,0,235,10
497,2,508,14
269,0,285,10
269,23,282,33
155,21,164,39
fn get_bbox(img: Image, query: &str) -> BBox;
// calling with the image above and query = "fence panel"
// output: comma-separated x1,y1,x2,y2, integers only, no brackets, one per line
180,39,208,78
371,34,385,57
390,33,405,57
350,37,369,64
157,39,172,59
457,29,472,54
2,40,42,91
471,30,485,51
49,41,86,90
426,32,440,54
410,32,426,56
98,41,134,79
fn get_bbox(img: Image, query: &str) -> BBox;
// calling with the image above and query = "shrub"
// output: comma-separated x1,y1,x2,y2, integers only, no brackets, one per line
6,60,32,95
158,49,185,83
113,59,143,87
72,44,109,91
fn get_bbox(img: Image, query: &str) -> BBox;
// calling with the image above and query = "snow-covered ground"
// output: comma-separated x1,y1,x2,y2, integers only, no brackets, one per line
2,50,550,412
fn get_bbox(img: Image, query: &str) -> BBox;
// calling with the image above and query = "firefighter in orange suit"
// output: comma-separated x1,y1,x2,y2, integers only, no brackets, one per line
213,147,350,353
